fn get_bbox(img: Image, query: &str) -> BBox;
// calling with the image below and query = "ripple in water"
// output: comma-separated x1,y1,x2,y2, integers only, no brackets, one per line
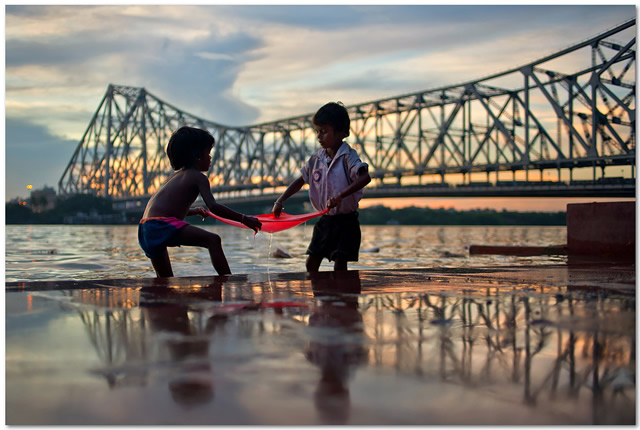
5,224,567,283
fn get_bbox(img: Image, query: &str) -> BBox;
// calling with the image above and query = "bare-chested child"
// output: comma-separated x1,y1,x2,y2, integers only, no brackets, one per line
138,126,261,277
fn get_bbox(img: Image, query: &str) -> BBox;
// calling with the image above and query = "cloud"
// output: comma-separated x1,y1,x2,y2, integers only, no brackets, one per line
129,25,264,125
217,5,366,30
195,52,235,61
6,4,634,126
5,5,267,127
229,4,634,123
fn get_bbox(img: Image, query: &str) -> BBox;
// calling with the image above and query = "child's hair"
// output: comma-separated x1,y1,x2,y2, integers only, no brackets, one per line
312,102,350,137
166,126,215,170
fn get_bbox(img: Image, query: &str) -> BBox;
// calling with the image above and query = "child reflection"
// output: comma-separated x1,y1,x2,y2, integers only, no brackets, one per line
141,279,227,408
304,271,368,425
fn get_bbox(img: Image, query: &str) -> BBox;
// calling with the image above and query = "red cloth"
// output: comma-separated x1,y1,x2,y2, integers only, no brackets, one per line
205,208,329,233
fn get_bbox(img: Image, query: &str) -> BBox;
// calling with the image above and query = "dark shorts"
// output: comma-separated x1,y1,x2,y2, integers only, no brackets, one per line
306,212,361,262
138,217,189,259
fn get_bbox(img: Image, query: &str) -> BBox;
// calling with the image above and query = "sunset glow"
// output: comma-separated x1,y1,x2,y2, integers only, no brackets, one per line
359,196,636,212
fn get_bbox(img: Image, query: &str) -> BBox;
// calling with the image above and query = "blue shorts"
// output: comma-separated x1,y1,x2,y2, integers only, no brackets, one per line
138,217,189,259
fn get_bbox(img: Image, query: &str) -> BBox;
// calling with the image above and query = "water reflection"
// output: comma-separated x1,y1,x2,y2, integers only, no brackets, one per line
142,284,224,408
306,272,368,424
60,273,633,424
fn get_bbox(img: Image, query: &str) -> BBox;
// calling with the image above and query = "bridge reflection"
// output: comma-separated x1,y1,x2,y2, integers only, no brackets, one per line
65,270,635,424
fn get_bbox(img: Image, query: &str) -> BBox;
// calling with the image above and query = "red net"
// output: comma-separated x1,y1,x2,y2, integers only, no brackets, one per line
205,208,329,233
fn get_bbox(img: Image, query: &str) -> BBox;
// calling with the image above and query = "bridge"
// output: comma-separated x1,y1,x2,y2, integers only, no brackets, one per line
58,19,635,212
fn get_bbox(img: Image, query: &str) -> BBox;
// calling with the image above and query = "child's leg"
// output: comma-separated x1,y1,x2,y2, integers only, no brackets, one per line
171,225,231,275
306,255,323,272
331,214,360,272
333,259,348,271
151,248,174,277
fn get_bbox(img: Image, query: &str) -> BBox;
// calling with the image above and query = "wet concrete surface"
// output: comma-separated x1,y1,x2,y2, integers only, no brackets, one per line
6,264,636,425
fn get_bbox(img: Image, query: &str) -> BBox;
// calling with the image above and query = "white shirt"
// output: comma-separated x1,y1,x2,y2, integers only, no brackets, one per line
300,142,368,216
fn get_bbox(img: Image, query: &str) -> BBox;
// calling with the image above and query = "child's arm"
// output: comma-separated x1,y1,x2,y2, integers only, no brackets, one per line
187,207,208,218
272,176,305,217
328,166,371,209
195,172,262,232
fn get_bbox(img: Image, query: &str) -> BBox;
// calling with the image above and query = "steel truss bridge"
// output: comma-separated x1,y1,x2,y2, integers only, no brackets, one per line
59,19,635,210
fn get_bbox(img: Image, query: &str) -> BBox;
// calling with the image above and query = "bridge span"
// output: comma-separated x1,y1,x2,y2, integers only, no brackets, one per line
60,19,636,206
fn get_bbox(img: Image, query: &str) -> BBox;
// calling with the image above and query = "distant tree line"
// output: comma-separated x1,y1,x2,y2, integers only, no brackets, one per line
6,194,115,224
358,205,566,226
6,194,566,226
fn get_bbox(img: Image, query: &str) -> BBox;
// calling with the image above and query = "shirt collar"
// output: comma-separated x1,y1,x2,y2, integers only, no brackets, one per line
321,141,350,161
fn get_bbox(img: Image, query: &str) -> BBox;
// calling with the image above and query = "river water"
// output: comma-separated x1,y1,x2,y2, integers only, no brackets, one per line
5,224,567,283
7,223,636,425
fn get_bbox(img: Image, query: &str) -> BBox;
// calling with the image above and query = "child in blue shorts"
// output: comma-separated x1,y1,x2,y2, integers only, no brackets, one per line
272,102,371,272
139,126,261,277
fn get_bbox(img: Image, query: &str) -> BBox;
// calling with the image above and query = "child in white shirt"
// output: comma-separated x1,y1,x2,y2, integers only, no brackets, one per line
272,102,371,272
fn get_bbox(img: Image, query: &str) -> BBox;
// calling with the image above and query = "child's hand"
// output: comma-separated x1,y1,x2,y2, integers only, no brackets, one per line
195,206,208,220
242,215,262,232
328,195,343,209
272,201,284,218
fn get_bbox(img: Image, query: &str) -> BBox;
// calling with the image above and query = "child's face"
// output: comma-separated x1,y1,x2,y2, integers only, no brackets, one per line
196,146,212,171
314,123,344,151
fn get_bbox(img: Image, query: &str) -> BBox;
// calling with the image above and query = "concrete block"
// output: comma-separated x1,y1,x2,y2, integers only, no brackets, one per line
567,201,635,261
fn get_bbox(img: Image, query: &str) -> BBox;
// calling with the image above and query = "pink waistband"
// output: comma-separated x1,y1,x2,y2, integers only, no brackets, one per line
139,216,189,228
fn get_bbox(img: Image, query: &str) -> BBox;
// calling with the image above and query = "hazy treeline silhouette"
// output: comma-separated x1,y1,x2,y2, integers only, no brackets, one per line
359,205,565,226
6,194,566,226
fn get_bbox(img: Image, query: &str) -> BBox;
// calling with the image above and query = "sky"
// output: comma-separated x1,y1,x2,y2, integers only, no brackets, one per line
4,3,636,211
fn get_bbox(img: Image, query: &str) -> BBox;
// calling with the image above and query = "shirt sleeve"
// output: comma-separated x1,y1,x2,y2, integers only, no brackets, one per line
300,156,312,184
346,149,368,182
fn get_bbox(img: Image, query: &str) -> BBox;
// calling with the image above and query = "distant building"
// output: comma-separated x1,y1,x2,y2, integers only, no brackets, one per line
30,186,56,213
8,197,28,206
